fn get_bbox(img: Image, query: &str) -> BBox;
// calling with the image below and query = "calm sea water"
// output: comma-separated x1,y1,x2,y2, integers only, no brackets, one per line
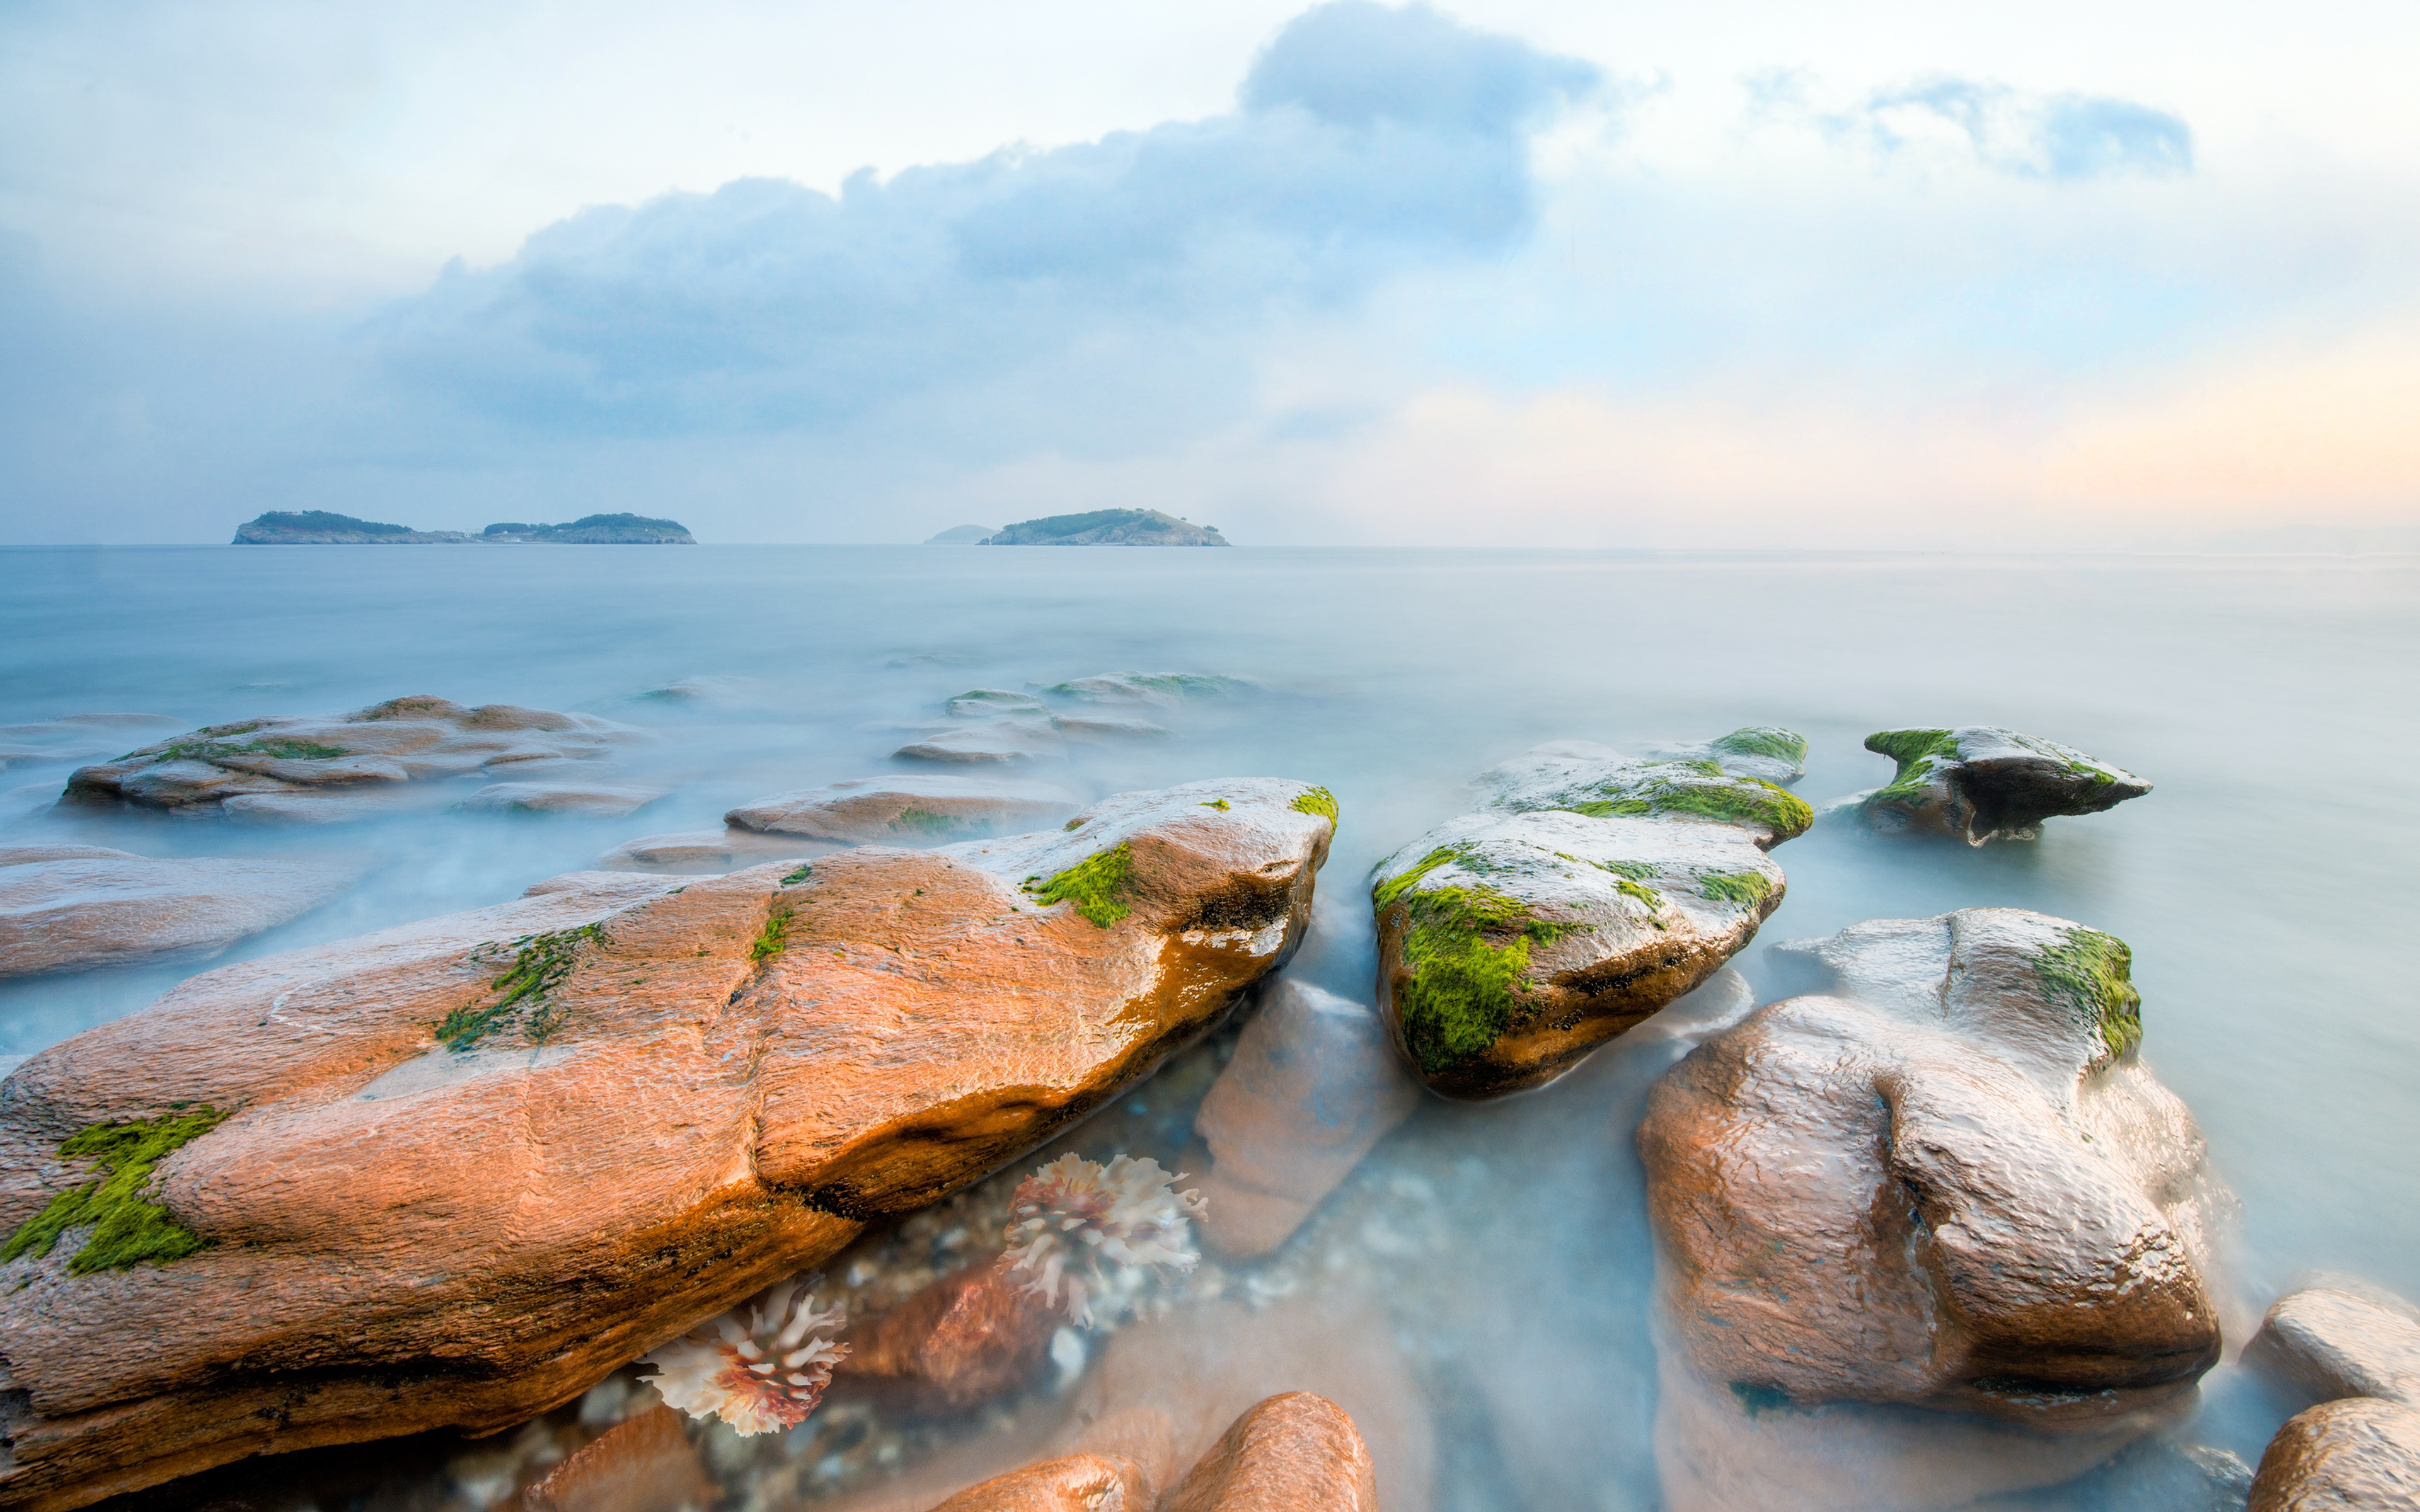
3,544,2414,1506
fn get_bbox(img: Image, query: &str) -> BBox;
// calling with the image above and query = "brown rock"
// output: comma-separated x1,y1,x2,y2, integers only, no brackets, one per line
2249,1399,2420,1511
1192,980,1420,1258
0,778,1334,1510
1640,909,2225,1510
61,696,639,816
925,1453,1153,1511
2249,1285,2420,1409
727,776,1080,845
521,1405,715,1512
0,846,360,977
838,1263,1054,1411
463,782,669,817
596,828,829,874
1372,736,1808,1100
1160,1392,1378,1512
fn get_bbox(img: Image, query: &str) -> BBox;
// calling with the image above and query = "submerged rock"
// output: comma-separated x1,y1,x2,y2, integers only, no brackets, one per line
0,779,1333,1509
62,696,639,817
834,1263,1054,1412
1640,725,1809,787
1163,1392,1381,1512
460,782,668,817
1371,735,1810,1099
1047,672,1255,707
930,1452,1153,1511
2248,1399,2420,1512
894,721,1066,764
520,1404,713,1512
1854,726,2152,844
727,775,1081,844
0,845,359,978
1639,908,2225,1511
1192,979,1421,1259
594,828,824,873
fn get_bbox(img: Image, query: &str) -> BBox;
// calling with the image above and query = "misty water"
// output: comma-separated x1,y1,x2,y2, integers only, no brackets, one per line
3,544,2414,1511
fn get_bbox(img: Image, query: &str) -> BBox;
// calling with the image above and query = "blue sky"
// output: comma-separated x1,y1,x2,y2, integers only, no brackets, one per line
1,0,2414,545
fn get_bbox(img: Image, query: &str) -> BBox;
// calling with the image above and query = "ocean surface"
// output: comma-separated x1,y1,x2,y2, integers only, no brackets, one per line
3,544,2415,1509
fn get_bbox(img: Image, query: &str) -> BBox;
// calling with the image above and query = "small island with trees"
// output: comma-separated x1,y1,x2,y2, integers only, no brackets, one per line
233,511,694,544
947,508,1231,546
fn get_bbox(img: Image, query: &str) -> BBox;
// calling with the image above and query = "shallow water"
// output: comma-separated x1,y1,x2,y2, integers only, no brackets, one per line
4,544,2415,1509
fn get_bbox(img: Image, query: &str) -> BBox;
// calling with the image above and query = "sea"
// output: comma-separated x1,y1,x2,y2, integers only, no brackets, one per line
2,544,2413,1510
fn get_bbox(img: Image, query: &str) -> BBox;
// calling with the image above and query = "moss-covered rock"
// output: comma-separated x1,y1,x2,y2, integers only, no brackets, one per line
1853,726,2150,844
1371,733,1804,1100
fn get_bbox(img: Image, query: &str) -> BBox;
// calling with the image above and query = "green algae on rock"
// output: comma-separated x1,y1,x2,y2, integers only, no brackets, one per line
3,1108,229,1274
1373,733,1806,1099
1853,726,2151,844
1027,844,1137,927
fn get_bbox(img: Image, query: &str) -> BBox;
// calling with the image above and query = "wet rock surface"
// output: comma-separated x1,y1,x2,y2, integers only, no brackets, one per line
2249,1284,2420,1409
836,1264,1056,1413
518,1404,715,1512
461,782,669,817
1191,978,1421,1259
1853,726,2152,844
0,845,359,977
1639,908,2226,1511
1371,733,1809,1099
729,776,1082,845
596,827,827,873
938,1391,1377,1512
0,780,1332,1509
61,697,639,818
2249,1399,2420,1512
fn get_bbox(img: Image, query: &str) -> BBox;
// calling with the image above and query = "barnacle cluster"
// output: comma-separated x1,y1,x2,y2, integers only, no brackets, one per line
640,1278,849,1436
1000,1153,1204,1327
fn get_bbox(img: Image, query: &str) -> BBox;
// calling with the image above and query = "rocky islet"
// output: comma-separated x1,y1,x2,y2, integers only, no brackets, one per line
1851,725,2152,844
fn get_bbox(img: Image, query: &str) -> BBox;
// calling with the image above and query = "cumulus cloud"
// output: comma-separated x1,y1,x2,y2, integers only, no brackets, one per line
1753,70,2192,181
372,1,1598,437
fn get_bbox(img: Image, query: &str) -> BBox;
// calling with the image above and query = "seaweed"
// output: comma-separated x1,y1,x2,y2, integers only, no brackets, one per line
1710,727,1809,764
1698,871,1774,907
1864,728,1961,805
2034,926,2143,1063
438,922,608,1051
2,1107,230,1274
1290,787,1340,827
1378,869,1582,1075
751,905,793,965
1028,844,1136,927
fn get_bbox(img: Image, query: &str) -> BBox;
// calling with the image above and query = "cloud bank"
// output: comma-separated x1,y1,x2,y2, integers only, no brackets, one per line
374,2,1598,437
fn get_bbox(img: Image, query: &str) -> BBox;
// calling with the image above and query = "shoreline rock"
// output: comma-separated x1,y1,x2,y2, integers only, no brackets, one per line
1372,732,1810,1099
729,776,1081,844
2243,1281,2420,1509
0,779,1334,1509
0,846,360,978
62,697,639,819
1640,908,2225,1510
1852,726,2151,844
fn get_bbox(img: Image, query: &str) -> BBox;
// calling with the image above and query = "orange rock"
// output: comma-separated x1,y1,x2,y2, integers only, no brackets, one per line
0,779,1333,1511
521,1406,715,1512
1160,1392,1378,1512
838,1263,1054,1411
2248,1398,2420,1511
925,1452,1153,1511
1192,980,1420,1259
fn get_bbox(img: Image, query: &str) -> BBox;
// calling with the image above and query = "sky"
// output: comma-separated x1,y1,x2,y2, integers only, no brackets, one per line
2,0,2416,547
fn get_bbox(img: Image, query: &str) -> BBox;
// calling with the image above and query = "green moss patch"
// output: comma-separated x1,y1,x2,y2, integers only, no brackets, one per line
440,922,608,1051
1710,727,1809,764
1564,775,1812,838
1698,871,1773,907
2034,926,2143,1062
3,1108,229,1274
750,905,793,964
780,863,814,885
1290,787,1339,827
1028,843,1135,927
1200,798,1231,810
887,806,959,837
1376,867,1585,1075
1864,728,1960,805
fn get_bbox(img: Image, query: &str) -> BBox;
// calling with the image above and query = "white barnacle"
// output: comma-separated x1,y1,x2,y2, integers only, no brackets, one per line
640,1277,849,1435
1000,1153,1205,1327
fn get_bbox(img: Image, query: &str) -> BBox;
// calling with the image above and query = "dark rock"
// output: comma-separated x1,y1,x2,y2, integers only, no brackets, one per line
1855,727,2151,844
2248,1399,2420,1511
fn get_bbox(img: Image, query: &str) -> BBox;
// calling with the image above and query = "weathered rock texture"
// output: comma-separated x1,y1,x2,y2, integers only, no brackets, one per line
519,1404,714,1512
1857,726,2152,844
1371,733,1811,1099
928,1452,1152,1511
2244,1283,2420,1511
1640,908,2225,1511
2249,1285,2420,1409
0,846,359,978
1192,979,1420,1258
729,776,1081,845
2249,1399,2420,1512
62,696,638,818
0,779,1334,1510
837,1263,1054,1412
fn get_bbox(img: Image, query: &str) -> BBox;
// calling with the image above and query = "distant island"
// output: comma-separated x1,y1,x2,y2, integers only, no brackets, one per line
982,509,1230,547
924,524,1000,545
234,511,694,544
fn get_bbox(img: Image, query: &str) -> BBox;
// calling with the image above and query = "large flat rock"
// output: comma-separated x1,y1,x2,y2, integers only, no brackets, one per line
727,774,1081,844
0,847,360,978
1370,733,1809,1099
1640,908,2226,1511
0,779,1334,1510
62,696,638,816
